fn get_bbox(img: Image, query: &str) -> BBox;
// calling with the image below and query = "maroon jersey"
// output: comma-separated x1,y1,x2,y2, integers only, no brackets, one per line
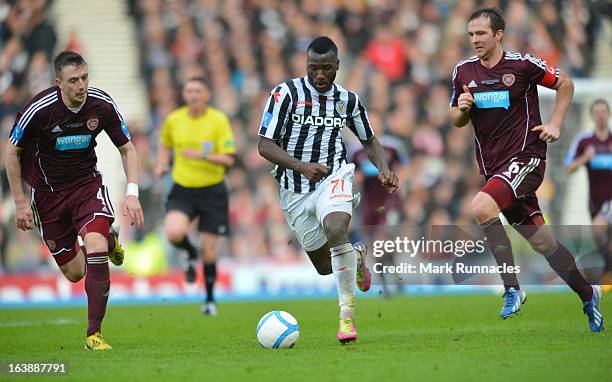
8,86,131,191
351,135,407,224
565,130,612,217
450,52,559,175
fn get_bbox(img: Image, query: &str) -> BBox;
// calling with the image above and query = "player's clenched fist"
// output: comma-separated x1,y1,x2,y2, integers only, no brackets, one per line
458,85,474,112
298,162,330,182
378,170,399,194
14,200,34,231
531,123,560,143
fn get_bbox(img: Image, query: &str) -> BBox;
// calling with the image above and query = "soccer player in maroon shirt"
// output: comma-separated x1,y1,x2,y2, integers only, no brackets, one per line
566,99,612,289
449,8,603,332
351,130,406,227
351,125,407,297
5,51,145,349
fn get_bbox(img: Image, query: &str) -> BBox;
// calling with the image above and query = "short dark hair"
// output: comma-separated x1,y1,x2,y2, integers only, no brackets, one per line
185,76,209,88
469,8,505,33
307,36,338,56
53,51,87,78
591,98,610,112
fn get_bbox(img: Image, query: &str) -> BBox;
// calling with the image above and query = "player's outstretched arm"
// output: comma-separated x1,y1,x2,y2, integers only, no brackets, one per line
361,136,399,194
549,71,574,131
532,71,574,143
258,136,329,182
4,144,33,230
117,141,144,229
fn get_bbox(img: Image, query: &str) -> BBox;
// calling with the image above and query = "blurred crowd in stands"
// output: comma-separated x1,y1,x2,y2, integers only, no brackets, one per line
0,0,608,271
0,0,57,271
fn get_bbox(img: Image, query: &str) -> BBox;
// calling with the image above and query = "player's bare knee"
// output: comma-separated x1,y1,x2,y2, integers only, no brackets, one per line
166,230,186,245
314,259,332,275
61,263,85,282
529,235,557,255
64,270,85,283
164,213,190,242
202,248,215,263
165,222,188,244
323,223,348,246
83,232,108,253
471,194,498,223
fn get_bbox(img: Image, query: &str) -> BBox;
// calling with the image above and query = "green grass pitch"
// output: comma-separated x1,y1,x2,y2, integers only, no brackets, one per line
0,292,610,381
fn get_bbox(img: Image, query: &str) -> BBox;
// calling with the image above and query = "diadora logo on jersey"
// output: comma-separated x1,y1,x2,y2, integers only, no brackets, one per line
468,80,477,88
51,125,62,133
55,134,92,150
291,114,346,128
473,91,510,110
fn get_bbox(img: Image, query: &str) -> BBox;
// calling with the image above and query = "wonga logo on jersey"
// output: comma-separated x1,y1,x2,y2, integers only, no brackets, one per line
590,153,612,170
473,91,510,110
55,134,92,150
291,114,345,128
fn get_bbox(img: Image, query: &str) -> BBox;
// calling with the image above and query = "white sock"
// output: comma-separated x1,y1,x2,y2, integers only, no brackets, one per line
331,243,357,320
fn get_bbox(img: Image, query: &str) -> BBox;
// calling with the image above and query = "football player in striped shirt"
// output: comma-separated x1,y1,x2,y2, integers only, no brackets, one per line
258,36,399,343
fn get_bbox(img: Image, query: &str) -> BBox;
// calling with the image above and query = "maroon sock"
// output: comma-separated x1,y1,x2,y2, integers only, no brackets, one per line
480,217,520,292
85,251,110,336
544,241,593,302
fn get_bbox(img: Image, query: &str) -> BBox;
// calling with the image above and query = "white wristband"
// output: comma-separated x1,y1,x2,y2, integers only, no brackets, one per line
126,182,139,198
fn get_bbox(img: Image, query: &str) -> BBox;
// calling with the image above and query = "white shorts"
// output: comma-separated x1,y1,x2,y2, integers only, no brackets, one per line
280,163,357,252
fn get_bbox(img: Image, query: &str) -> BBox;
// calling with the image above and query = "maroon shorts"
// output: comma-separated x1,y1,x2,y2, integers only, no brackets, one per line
481,157,546,226
31,176,115,266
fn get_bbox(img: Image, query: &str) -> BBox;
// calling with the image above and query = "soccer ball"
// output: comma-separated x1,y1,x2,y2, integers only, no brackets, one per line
256,311,300,349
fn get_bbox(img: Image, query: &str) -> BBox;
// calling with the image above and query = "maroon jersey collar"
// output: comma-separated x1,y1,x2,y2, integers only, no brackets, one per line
56,86,90,114
477,51,506,71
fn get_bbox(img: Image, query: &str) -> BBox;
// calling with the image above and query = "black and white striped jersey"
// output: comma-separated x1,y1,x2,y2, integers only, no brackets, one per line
258,76,373,193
